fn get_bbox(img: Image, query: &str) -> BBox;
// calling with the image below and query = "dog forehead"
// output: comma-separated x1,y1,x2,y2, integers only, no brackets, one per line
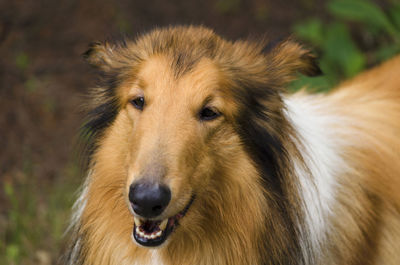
137,54,222,99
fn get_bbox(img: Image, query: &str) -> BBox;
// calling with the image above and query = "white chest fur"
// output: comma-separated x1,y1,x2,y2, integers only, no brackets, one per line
284,94,347,262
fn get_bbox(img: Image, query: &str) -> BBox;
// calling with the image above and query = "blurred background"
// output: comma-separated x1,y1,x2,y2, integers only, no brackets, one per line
1,0,399,264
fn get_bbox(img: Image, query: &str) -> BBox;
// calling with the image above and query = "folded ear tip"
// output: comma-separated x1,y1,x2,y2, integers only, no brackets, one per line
82,48,93,60
82,41,114,70
304,56,323,76
82,42,102,60
300,52,323,77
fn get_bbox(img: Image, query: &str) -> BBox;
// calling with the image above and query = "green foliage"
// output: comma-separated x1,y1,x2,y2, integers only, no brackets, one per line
291,0,400,92
1,162,81,264
6,244,20,264
15,52,30,71
323,22,366,77
327,0,398,37
390,4,400,30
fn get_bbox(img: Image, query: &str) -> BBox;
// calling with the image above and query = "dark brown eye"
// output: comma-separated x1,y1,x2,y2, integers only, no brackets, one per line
199,107,220,121
131,97,145,110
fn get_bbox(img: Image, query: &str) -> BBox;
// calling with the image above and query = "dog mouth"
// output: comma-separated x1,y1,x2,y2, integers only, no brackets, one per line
132,195,195,247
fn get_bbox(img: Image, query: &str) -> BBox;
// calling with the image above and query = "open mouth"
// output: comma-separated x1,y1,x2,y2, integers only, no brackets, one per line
132,195,195,247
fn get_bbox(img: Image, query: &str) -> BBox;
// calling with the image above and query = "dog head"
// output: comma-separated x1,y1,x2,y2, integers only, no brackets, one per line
82,26,319,249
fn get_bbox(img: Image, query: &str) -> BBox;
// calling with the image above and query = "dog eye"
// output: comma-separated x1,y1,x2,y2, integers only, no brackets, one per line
199,107,220,121
131,97,145,110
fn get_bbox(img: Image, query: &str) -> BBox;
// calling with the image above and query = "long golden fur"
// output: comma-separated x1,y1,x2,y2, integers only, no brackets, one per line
62,26,400,265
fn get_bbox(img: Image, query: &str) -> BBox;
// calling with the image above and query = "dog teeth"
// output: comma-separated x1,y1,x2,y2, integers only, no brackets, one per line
133,217,167,241
134,217,142,226
135,226,162,240
159,219,168,230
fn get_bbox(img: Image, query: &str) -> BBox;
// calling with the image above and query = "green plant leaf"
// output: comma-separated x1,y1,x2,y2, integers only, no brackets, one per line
328,0,399,38
289,75,332,92
323,22,366,78
374,44,400,61
293,18,324,45
389,4,400,31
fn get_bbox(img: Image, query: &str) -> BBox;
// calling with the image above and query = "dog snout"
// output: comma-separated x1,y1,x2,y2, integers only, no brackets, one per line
129,181,171,218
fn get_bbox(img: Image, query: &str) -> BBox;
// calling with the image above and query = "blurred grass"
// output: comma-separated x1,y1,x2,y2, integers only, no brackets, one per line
1,161,81,265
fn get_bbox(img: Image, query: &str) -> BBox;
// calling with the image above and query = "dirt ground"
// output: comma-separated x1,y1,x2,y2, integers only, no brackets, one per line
0,0,387,264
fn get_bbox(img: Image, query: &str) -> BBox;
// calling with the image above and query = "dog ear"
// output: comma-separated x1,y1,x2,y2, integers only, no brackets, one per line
266,39,322,79
83,41,117,71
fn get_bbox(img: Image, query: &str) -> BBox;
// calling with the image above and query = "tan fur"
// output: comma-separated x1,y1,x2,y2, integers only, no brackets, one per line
64,26,400,265
80,54,268,265
318,57,400,265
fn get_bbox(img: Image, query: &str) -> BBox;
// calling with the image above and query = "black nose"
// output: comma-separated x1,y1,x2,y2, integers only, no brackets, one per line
129,182,171,218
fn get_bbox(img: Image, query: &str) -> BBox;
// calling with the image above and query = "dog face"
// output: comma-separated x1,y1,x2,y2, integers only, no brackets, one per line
82,26,320,249
122,55,240,247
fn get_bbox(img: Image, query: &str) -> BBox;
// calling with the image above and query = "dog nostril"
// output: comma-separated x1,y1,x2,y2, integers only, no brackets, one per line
129,182,171,218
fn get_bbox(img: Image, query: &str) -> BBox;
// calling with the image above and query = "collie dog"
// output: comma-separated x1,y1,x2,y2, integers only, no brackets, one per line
63,26,400,265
